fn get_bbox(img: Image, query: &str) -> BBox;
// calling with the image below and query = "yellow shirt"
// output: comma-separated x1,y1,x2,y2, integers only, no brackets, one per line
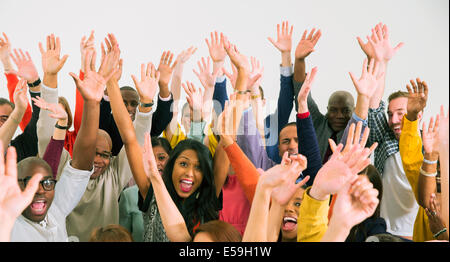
162,122,218,157
399,116,434,242
297,187,330,242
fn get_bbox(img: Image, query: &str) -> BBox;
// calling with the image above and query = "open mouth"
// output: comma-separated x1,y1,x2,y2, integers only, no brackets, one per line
30,199,47,216
94,165,102,174
180,179,194,193
282,216,297,231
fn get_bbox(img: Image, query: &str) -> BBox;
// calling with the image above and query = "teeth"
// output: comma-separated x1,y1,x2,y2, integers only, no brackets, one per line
34,200,45,203
181,180,193,185
283,217,297,223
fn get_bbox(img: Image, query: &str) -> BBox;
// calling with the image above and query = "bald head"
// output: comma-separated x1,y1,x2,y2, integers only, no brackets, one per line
326,91,355,132
17,157,53,180
97,129,112,150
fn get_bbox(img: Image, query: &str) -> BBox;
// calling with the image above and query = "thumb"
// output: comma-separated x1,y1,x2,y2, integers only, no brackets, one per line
58,54,69,70
394,42,404,53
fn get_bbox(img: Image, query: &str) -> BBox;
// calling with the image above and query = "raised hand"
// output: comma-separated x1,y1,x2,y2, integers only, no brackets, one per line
329,174,379,232
175,46,197,65
271,152,311,205
12,79,28,111
249,56,264,92
406,78,428,121
310,141,374,201
80,30,95,73
31,96,68,121
131,62,160,104
358,23,404,62
205,31,227,63
0,144,42,242
224,41,250,72
193,57,221,90
143,132,160,181
182,81,203,121
268,21,293,53
39,34,69,75
222,63,238,89
422,114,440,158
98,33,121,81
9,49,39,84
69,50,117,102
297,67,318,113
438,105,449,146
295,28,321,60
349,58,383,98
329,121,378,159
0,33,14,72
157,51,177,88
258,153,308,191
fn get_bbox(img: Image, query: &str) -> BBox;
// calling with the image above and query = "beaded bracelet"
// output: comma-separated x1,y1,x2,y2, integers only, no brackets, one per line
433,228,447,238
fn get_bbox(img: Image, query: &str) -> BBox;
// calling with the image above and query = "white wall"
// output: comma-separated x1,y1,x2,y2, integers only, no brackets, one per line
1,0,448,127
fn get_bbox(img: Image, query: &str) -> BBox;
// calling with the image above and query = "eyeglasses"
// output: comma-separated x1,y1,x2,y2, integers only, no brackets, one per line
96,151,112,159
18,177,57,191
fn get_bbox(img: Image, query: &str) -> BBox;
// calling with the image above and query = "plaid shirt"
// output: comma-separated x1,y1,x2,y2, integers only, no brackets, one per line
367,101,399,174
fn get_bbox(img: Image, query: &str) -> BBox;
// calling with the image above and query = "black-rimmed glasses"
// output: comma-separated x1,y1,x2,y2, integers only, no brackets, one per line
18,177,57,191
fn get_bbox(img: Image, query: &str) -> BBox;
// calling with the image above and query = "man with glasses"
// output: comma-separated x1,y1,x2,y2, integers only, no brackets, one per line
10,157,92,241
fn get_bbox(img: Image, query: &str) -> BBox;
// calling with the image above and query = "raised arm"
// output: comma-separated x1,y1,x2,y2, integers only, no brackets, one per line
292,28,322,115
115,58,159,198
242,154,308,242
7,46,41,128
164,47,196,142
0,80,28,151
438,106,449,229
297,142,375,242
357,23,403,109
70,44,116,171
193,56,221,123
321,174,379,242
39,34,69,90
183,81,206,142
296,67,322,186
419,114,440,208
32,96,68,178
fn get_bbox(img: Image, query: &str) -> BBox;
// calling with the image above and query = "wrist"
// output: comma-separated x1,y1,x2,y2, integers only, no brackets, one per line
309,185,329,201
424,153,439,162
281,51,291,67
57,118,68,126
158,84,170,98
297,103,308,114
405,111,419,122
43,73,57,89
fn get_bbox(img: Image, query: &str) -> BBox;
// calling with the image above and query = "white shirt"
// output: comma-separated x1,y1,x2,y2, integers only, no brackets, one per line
380,152,419,237
10,161,93,242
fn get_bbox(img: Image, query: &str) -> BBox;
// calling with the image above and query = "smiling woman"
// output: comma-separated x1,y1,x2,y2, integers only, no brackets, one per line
139,139,222,242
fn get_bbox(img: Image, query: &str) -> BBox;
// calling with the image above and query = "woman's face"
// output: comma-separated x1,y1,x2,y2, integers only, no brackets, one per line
153,145,169,176
281,187,305,241
171,149,203,199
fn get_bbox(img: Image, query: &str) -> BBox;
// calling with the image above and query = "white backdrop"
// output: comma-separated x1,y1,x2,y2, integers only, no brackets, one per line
1,0,448,129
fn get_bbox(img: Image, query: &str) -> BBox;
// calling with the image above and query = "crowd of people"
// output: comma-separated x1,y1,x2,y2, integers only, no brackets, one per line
0,21,448,242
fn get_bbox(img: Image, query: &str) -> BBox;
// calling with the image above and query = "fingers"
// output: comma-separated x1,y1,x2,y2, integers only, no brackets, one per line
4,146,17,179
354,121,363,146
21,173,43,203
69,72,81,87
